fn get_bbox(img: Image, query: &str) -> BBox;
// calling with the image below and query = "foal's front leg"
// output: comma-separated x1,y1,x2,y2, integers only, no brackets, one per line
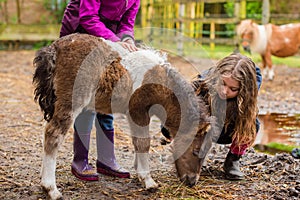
41,117,72,199
132,136,158,190
128,111,158,189
262,48,274,80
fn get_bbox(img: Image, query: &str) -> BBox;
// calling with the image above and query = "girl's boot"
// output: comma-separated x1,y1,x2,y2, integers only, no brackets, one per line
95,114,130,178
71,130,99,181
96,129,130,178
223,151,244,180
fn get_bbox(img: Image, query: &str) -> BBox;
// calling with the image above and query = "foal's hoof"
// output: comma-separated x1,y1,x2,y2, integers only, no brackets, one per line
144,178,158,191
49,191,63,200
42,186,63,200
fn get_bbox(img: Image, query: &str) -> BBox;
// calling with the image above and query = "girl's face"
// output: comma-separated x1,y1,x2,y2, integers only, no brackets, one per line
217,74,240,99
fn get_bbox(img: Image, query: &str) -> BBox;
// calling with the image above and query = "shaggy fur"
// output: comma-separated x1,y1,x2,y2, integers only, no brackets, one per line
33,33,210,199
33,45,56,122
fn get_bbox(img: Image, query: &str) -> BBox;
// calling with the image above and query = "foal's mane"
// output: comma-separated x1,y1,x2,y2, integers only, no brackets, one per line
237,19,269,54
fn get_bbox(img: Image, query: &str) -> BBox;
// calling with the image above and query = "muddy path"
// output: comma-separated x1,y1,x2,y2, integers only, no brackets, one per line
0,51,300,199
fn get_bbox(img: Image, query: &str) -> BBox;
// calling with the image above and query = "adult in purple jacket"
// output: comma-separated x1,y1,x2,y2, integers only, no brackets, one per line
60,0,140,181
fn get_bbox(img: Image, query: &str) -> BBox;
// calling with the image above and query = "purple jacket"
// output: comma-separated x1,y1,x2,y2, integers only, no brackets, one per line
60,0,140,42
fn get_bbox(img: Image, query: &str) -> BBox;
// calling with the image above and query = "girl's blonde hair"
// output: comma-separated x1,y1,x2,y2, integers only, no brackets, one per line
196,53,258,146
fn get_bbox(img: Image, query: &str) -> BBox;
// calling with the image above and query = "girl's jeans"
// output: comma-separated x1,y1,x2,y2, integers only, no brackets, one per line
216,118,260,155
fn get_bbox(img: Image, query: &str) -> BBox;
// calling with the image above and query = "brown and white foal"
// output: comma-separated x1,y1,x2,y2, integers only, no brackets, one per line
33,33,211,199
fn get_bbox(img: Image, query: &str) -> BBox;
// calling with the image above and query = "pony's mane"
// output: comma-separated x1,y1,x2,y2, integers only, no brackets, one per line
237,20,268,54
166,64,207,119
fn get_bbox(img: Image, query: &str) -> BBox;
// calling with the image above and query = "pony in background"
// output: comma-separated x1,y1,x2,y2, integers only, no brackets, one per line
33,33,212,199
236,19,300,80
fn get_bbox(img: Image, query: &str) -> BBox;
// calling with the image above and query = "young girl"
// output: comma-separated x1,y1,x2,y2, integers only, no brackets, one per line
60,0,140,181
193,52,262,180
161,53,262,180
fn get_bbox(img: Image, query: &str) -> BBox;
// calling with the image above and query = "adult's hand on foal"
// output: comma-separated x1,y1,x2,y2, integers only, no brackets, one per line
118,39,138,52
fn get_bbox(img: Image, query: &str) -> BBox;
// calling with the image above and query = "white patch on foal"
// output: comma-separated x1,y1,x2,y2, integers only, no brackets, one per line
263,67,275,80
252,25,268,55
284,37,291,44
41,154,62,199
41,131,66,200
121,50,166,90
103,40,168,90
134,153,158,189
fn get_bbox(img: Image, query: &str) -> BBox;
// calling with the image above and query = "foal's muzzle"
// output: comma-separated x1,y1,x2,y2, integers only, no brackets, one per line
241,39,252,54
180,174,199,187
242,45,251,54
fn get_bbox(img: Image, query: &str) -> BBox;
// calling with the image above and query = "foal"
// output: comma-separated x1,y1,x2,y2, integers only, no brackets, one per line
33,33,211,199
237,19,300,80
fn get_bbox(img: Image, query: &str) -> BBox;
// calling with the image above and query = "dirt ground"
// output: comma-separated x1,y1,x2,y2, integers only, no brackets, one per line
0,50,300,200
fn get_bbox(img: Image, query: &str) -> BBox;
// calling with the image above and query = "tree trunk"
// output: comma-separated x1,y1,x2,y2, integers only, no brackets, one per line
0,0,9,23
16,0,21,23
262,0,270,24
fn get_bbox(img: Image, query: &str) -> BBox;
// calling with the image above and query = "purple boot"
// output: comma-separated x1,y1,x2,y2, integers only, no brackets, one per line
71,130,99,181
96,129,130,178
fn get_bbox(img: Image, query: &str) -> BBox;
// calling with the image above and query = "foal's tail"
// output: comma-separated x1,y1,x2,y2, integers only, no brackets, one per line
33,45,57,122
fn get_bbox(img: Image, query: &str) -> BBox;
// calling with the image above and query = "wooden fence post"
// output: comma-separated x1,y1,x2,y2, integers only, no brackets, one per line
140,0,148,28
240,0,246,19
198,0,205,44
189,2,195,38
210,22,215,51
234,0,241,50
177,2,185,56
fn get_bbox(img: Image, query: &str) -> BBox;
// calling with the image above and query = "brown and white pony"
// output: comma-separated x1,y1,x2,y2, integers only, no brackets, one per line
237,19,300,80
33,33,211,199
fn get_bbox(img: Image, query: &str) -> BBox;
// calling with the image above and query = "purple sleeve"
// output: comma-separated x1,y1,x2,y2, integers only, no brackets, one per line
79,0,120,42
116,0,140,40
255,65,262,90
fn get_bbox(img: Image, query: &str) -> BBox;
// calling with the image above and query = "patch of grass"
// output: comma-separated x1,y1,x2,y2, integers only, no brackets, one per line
255,142,300,155
32,40,53,50
265,142,299,153
270,55,300,68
